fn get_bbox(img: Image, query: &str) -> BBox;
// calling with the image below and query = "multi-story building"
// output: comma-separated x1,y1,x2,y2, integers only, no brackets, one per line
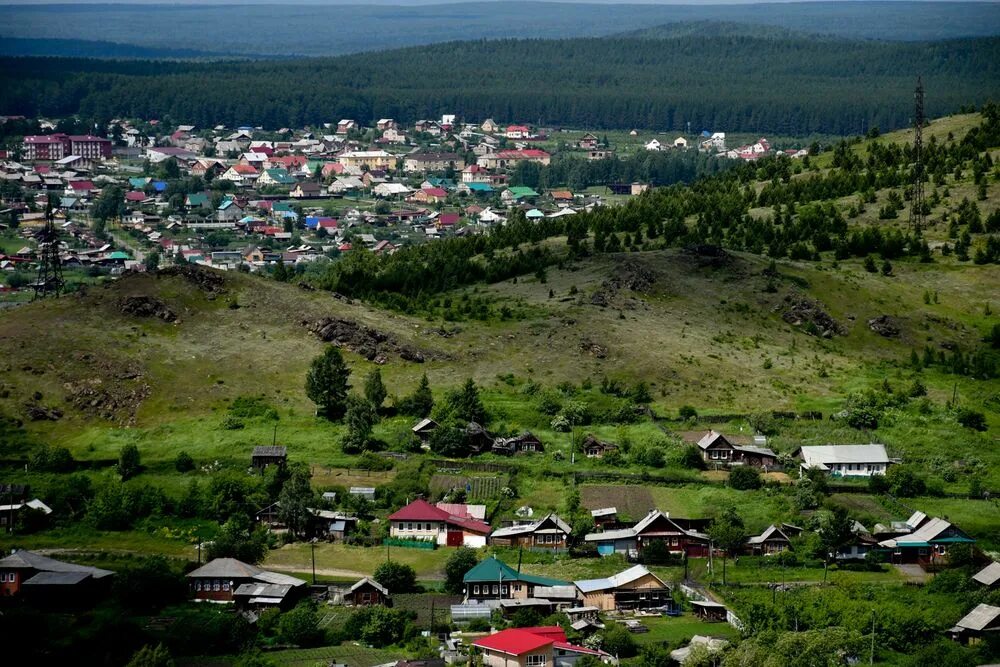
22,134,111,161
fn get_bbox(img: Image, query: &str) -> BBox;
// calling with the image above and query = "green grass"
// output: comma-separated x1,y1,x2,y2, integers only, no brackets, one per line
688,557,905,586
261,643,407,667
0,523,206,558
628,615,740,647
264,542,452,579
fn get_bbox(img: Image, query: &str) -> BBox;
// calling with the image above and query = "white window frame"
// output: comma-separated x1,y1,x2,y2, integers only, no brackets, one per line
527,655,546,667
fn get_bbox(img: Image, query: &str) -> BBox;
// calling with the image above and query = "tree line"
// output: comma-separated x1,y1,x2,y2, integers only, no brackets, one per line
1,34,998,134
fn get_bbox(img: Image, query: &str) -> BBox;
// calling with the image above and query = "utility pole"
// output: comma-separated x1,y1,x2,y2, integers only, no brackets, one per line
870,610,876,664
311,538,317,584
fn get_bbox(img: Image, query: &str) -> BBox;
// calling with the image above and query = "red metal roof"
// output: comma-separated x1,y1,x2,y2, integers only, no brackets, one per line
473,629,554,655
388,499,490,534
518,627,567,642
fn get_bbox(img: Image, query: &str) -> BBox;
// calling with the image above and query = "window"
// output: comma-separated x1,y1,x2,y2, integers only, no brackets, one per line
527,655,546,667
195,581,202,591
222,581,230,592
492,585,499,594
407,522,413,531
213,580,220,591
501,585,508,595
515,585,522,592
474,585,480,595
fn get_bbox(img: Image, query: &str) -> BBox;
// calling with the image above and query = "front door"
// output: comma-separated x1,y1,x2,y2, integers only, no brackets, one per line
447,531,463,547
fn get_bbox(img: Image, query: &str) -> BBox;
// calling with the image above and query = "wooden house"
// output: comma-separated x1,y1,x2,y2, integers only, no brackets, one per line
744,525,792,556
973,562,1000,589
696,431,777,469
187,558,306,606
463,556,570,602
690,600,728,622
411,418,438,442
0,550,113,604
489,514,571,550
950,604,1000,645
574,565,673,612
492,431,544,456
585,510,711,558
347,577,390,606
878,515,974,566
581,435,617,459
463,422,494,453
252,446,287,470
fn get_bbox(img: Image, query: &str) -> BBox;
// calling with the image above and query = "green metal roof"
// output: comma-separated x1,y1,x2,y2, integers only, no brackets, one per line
462,556,569,587
507,186,539,197
107,251,130,260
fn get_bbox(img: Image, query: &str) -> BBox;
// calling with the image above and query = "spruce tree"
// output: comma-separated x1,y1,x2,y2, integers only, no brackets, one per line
305,346,351,419
364,368,387,409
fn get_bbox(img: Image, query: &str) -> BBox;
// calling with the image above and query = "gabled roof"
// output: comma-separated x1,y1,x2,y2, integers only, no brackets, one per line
351,576,389,596
584,510,707,543
0,550,113,579
388,498,491,534
575,565,665,594
463,555,568,587
187,558,306,586
795,444,889,469
973,562,1000,587
697,430,730,450
878,517,974,548
490,513,571,539
252,446,287,457
472,628,554,656
954,603,1000,631
746,524,791,545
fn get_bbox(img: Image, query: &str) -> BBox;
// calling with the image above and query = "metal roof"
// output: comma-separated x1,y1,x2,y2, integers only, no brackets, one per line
956,604,1000,631
575,565,664,594
974,562,1000,587
797,444,889,468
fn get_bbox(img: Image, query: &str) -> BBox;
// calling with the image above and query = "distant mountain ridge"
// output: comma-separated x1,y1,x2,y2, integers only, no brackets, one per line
0,1,998,58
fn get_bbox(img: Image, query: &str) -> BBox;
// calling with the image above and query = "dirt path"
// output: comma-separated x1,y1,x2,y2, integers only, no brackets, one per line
893,564,932,583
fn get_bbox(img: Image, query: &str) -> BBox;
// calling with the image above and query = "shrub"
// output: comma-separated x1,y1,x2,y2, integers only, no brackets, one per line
117,443,141,481
29,444,74,472
956,408,987,431
728,466,763,490
278,602,324,647
174,451,195,473
678,405,698,420
373,561,418,594
677,445,706,470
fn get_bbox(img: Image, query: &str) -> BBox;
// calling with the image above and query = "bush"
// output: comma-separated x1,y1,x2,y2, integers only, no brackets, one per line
444,547,478,595
373,561,418,594
728,466,763,490
884,465,926,497
600,624,638,658
278,602,324,647
678,405,698,420
118,443,141,480
29,444,74,472
956,408,987,431
677,445,706,470
174,451,195,473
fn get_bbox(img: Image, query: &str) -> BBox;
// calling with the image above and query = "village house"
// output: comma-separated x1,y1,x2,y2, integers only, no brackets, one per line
473,627,613,667
463,556,570,602
0,550,113,602
580,435,617,459
793,444,891,477
591,508,618,531
877,512,974,566
644,139,662,151
411,417,438,442
414,120,442,136
347,577,390,606
492,431,544,455
478,149,551,170
338,150,395,170
376,119,397,131
409,187,449,205
585,510,711,558
577,133,600,150
187,558,307,608
506,125,531,140
290,181,322,198
489,514,571,550
251,445,287,469
744,524,793,556
481,119,500,134
257,168,297,188
336,120,358,134
219,164,258,187
950,604,1000,645
373,182,412,199
404,152,465,173
575,565,673,612
691,600,729,622
696,431,777,469
387,498,490,547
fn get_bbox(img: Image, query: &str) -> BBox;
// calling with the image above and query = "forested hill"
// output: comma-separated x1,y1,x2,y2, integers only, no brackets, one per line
2,33,998,134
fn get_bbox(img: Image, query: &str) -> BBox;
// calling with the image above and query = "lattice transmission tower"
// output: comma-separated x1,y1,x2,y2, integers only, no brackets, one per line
31,206,64,301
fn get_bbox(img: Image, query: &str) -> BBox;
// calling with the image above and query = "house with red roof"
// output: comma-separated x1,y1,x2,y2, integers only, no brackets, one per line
388,498,490,547
478,150,551,170
65,180,96,196
505,125,532,140
220,164,259,187
409,187,448,204
435,212,460,228
473,627,614,667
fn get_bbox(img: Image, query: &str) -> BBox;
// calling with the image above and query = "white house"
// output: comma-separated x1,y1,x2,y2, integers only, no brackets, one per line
673,136,688,149
793,444,890,477
644,139,662,151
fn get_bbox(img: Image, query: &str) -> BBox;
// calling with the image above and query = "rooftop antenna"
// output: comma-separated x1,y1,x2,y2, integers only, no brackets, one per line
32,203,64,301
909,76,926,234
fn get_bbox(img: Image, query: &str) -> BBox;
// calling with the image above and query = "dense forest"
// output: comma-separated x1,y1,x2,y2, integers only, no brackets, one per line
2,2,999,58
1,34,998,134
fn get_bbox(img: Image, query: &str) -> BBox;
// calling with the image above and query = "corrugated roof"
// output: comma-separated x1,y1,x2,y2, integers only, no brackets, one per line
463,555,568,587
575,565,663,594
974,562,1000,587
0,550,113,579
473,628,554,655
956,603,1000,631
797,444,889,467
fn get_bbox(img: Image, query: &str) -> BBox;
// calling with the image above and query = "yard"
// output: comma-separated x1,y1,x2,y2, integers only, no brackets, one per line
627,614,740,647
258,643,407,667
264,542,452,580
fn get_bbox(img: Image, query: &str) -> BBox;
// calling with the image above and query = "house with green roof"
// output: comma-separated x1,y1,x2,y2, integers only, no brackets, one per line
462,555,570,602
185,193,210,209
502,186,539,203
258,168,298,187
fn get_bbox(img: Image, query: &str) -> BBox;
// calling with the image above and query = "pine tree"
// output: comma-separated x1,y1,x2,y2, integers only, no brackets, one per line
364,368,387,409
305,346,351,420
